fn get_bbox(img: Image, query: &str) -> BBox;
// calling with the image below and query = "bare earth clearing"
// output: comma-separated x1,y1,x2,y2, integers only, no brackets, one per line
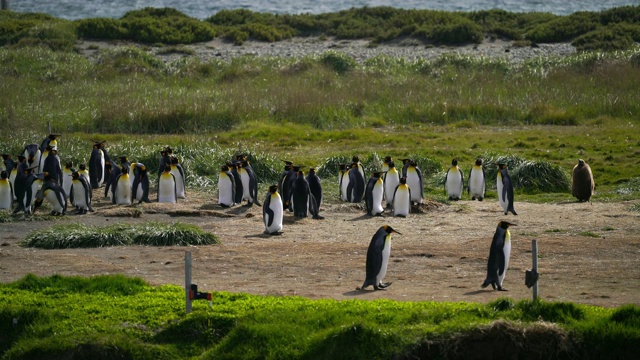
1,189,638,308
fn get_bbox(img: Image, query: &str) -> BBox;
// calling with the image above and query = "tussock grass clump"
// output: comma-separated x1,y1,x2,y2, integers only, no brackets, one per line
22,222,219,249
511,160,571,193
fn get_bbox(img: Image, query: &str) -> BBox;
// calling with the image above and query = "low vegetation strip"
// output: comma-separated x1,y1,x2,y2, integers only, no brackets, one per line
21,222,220,249
0,274,638,359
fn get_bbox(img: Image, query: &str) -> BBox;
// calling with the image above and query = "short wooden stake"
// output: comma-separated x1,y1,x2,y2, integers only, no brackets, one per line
185,251,192,314
532,239,539,301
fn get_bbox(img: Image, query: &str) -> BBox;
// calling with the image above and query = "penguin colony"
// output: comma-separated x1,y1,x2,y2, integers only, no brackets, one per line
2,135,598,292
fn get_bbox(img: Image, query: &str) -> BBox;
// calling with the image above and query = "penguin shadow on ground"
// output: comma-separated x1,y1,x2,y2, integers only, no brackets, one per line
244,232,282,239
342,288,373,297
347,213,384,222
463,289,497,296
220,203,255,216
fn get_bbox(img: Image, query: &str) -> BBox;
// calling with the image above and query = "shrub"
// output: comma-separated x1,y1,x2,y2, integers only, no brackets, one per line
526,11,599,43
572,24,639,51
320,50,357,74
75,18,128,40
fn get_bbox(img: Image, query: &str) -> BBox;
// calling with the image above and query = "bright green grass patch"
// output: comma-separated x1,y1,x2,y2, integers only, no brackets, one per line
579,231,601,238
0,275,638,359
22,222,220,249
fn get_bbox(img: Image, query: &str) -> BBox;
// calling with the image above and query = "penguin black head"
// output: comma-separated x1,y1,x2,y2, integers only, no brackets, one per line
338,164,347,171
71,171,80,180
292,165,301,172
171,156,180,165
268,184,278,193
308,168,316,174
498,221,517,229
452,158,458,166
65,161,73,169
475,158,483,166
164,146,173,154
388,161,395,168
48,134,61,140
578,159,585,167
352,155,360,163
399,177,407,184
382,225,402,235
1,154,10,160
119,156,128,164
79,164,87,171
401,158,411,164
372,171,382,178
497,163,507,170
1,170,7,179
163,164,171,173
45,145,54,152
384,156,392,163
221,165,229,171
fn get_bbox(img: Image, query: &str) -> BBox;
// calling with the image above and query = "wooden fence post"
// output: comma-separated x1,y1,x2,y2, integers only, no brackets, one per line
532,239,538,301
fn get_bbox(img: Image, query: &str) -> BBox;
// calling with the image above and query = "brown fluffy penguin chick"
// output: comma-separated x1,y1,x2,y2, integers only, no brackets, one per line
572,159,594,202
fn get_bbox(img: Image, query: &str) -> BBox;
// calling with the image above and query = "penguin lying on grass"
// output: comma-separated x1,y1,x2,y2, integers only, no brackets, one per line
357,225,401,291
482,221,516,291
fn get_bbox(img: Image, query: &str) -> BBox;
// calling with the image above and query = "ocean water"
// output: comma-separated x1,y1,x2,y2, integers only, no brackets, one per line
6,0,640,20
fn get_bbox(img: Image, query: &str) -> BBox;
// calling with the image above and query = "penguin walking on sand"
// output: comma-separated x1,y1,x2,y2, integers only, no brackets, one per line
158,164,177,204
132,163,151,203
113,164,132,205
365,171,384,216
347,162,365,203
445,158,464,201
358,225,402,291
0,171,13,210
306,167,322,211
383,161,400,209
392,177,411,217
572,159,595,202
482,221,516,291
497,164,517,215
468,158,486,201
170,156,187,199
263,184,283,235
70,170,92,214
218,164,236,207
405,160,423,205
34,173,67,216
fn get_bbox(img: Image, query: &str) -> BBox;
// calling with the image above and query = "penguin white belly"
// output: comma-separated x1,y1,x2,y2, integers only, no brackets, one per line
38,152,47,175
468,169,485,198
377,239,391,285
499,236,512,287
218,174,234,206
10,170,17,200
171,167,186,199
0,181,12,209
158,175,177,203
134,183,144,201
384,173,399,206
44,189,65,214
371,182,384,216
29,180,42,207
62,170,73,199
496,173,504,203
80,171,90,184
72,181,89,210
393,187,410,217
446,169,463,199
406,173,422,203
98,153,105,186
240,170,251,201
340,172,350,201
264,194,283,234
115,174,132,205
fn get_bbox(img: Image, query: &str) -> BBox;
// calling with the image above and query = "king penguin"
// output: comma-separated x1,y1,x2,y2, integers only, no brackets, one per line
444,158,464,201
497,164,517,215
23,144,41,174
572,159,595,202
392,177,411,217
382,156,392,173
132,162,151,203
241,160,260,206
482,221,516,291
347,162,365,203
42,147,63,186
78,163,90,184
62,161,74,201
2,154,18,200
306,167,322,211
40,133,60,152
70,170,92,214
365,171,384,216
34,173,67,216
113,164,132,205
0,170,13,210
228,160,244,206
291,170,311,218
352,155,365,179
339,164,350,202
158,164,177,203
263,184,283,235
405,160,423,205
358,225,402,291
218,164,236,207
383,161,400,209
89,141,106,189
170,156,187,199
468,158,486,201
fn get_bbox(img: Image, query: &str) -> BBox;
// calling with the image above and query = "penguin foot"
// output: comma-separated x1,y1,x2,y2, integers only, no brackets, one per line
378,282,392,289
471,197,476,201
448,196,453,201
510,211,518,215
244,202,254,207
497,288,508,292
478,197,483,201
312,215,325,220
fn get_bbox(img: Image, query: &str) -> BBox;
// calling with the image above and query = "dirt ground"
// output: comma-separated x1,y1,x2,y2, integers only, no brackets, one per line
1,189,639,308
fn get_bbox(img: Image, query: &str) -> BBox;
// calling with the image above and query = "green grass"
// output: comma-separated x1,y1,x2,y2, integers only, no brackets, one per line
0,275,638,359
21,222,220,249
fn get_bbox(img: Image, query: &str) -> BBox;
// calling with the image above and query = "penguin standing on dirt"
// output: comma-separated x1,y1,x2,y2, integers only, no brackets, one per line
78,163,90,184
444,158,464,201
0,171,13,210
158,148,172,178
392,177,411,217
405,160,423,205
228,160,244,206
365,171,384,216
497,164,517,215
482,221,516,291
104,160,121,199
572,159,595,202
400,158,411,178
11,161,30,214
468,158,486,201
241,160,260,206
306,167,322,211
347,162,365,203
358,225,402,291
291,170,311,218
280,163,297,210
352,155,365,179
70,170,92,214
158,164,177,204
34,173,67,216
89,141,106,189
23,144,41,173
2,154,18,200
218,164,236,207
62,161,74,201
42,147,63,186
262,184,283,235
113,164,132,205
382,156,392,173
132,162,151,203
23,169,43,215
339,164,350,202
170,156,187,199
383,161,400,209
